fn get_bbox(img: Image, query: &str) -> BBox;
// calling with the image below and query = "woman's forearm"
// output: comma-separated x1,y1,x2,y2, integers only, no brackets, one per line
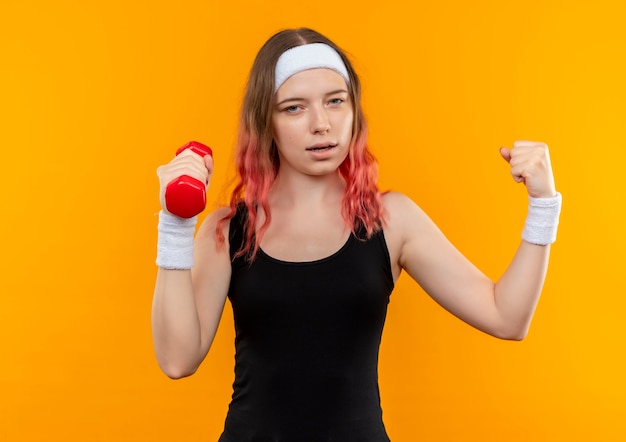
494,241,551,339
152,268,204,378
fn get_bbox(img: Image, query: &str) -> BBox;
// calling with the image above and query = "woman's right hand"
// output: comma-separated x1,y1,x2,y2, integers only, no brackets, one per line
156,148,214,214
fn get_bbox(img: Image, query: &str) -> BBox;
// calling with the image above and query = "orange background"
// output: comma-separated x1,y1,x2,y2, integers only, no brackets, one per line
1,0,625,440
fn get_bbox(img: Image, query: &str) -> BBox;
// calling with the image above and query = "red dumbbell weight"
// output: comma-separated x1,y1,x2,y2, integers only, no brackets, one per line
164,141,213,218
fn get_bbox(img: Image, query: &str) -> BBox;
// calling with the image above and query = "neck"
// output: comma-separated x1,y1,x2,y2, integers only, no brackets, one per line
269,170,345,209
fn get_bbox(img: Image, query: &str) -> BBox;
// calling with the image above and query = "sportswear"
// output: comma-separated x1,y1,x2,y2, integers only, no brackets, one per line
218,206,394,441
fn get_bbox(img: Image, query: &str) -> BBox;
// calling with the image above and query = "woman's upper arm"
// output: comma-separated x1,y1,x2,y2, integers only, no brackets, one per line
191,207,232,357
384,193,504,336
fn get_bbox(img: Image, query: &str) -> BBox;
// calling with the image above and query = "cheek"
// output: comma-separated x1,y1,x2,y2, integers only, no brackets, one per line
273,122,298,147
339,112,354,139
271,119,286,142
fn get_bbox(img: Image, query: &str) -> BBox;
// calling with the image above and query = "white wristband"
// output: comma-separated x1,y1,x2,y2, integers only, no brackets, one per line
522,192,562,245
156,210,197,269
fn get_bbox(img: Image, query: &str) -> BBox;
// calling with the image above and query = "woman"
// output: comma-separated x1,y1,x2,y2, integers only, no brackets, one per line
153,28,561,441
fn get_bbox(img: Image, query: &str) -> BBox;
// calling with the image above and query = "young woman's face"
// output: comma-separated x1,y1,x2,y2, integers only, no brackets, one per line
272,68,354,177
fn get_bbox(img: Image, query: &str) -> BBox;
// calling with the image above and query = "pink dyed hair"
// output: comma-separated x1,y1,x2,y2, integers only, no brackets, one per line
217,28,385,261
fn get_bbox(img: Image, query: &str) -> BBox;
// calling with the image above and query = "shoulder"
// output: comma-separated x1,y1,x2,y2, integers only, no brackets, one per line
382,191,430,229
196,205,233,242
381,192,435,276
381,192,446,271
382,191,415,210
381,191,444,241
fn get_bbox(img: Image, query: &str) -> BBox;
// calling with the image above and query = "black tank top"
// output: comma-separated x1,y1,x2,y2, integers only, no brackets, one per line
219,206,394,441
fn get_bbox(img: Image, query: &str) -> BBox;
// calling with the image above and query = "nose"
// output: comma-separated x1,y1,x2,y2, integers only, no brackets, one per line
310,105,330,134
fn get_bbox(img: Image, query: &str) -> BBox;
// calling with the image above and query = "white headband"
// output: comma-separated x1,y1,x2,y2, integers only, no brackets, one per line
274,43,350,91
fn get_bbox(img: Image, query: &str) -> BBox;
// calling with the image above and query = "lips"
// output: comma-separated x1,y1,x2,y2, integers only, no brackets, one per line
306,142,337,152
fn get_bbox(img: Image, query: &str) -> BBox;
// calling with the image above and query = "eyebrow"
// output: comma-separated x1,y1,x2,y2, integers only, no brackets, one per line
275,89,349,107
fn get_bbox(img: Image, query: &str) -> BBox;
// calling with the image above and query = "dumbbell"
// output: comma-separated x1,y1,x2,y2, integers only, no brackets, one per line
164,141,213,218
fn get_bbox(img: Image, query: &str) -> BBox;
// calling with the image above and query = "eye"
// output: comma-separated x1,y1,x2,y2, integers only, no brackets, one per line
328,98,344,106
284,105,301,113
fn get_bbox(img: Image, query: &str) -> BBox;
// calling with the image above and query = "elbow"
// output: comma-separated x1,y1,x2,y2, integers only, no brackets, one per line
494,324,530,341
164,368,196,380
158,360,199,380
501,331,527,341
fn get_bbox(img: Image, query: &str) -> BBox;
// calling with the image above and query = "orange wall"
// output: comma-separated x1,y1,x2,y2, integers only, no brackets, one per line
1,0,625,440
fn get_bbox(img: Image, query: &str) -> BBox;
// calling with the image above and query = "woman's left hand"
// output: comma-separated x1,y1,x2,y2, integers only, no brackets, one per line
499,140,557,198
